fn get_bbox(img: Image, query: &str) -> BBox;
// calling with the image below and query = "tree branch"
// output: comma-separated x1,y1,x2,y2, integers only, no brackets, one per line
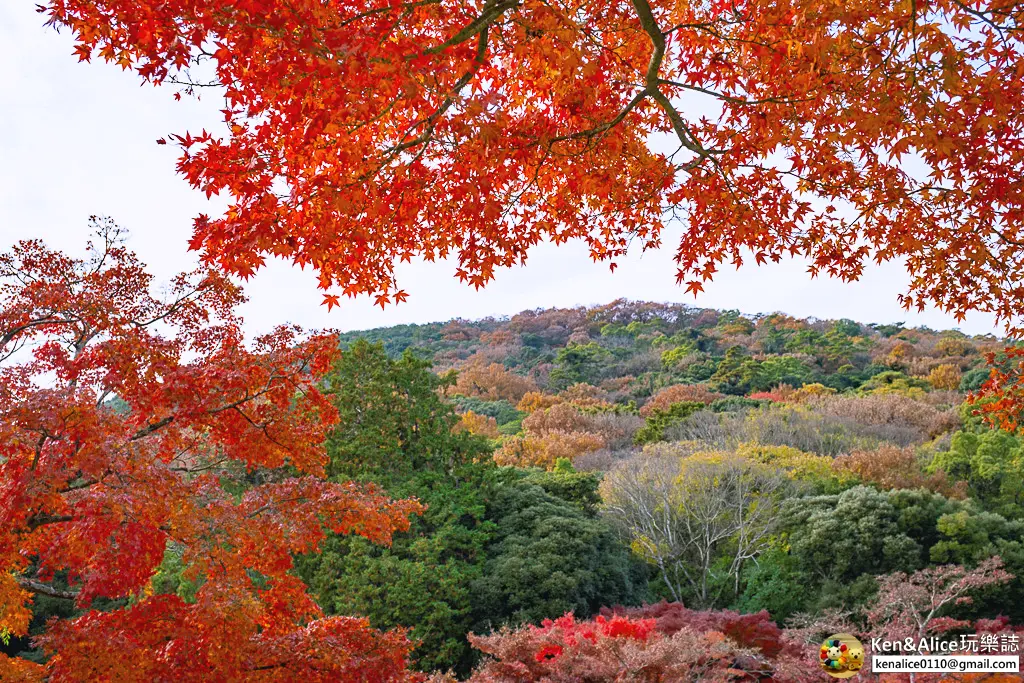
627,0,723,162
16,576,79,600
422,0,519,54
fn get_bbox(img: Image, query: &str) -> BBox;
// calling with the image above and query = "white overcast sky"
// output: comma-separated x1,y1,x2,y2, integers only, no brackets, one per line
0,4,1003,339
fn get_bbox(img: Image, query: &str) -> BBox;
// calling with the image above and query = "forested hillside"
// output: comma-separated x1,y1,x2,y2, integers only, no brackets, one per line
5,238,1023,681
323,300,1024,676
341,299,996,397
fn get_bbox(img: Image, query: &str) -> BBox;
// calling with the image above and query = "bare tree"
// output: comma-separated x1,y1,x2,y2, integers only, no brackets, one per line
868,557,1013,683
601,451,789,607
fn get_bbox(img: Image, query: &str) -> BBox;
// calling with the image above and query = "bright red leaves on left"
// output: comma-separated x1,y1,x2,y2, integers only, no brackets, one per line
0,218,423,682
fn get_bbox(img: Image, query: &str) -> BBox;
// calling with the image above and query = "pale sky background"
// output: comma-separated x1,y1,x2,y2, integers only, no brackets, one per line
0,4,1003,339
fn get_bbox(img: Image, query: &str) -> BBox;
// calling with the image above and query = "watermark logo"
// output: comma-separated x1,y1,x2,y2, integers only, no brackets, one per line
869,633,1020,674
819,634,865,678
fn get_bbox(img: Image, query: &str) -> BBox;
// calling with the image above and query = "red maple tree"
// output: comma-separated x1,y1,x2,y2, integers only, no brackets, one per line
37,0,1024,329
0,220,423,681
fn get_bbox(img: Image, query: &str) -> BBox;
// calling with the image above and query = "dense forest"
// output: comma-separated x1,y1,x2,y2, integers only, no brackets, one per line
320,300,1024,676
5,238,1024,682
172,300,1024,674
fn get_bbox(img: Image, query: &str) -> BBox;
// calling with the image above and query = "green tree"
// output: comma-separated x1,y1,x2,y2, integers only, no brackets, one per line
678,356,718,383
960,366,991,391
299,340,646,674
733,546,808,622
784,328,826,356
297,467,496,674
299,340,497,673
740,489,965,619
709,397,769,412
548,342,611,390
710,346,750,395
633,401,705,445
831,319,862,337
782,486,923,585
660,344,698,371
471,473,648,630
929,507,1024,620
858,371,931,397
519,459,603,514
324,339,490,482
930,429,1024,517
748,355,816,392
708,347,816,394
871,323,906,338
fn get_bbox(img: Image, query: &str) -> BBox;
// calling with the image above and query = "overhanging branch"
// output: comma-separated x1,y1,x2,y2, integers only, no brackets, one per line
16,576,79,601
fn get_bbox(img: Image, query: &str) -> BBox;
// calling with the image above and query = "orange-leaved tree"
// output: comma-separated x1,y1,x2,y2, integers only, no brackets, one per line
37,0,1024,416
0,219,423,682
40,0,1024,320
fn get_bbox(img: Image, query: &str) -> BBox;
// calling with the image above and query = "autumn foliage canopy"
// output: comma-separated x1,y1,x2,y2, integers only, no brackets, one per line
40,0,1024,330
0,221,422,681
10,0,1024,676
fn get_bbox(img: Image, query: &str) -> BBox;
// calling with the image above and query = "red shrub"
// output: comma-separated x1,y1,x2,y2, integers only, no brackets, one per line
465,611,803,682
601,601,791,658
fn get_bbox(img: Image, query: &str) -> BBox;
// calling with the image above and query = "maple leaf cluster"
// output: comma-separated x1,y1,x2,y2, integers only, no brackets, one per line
973,347,1024,431
0,220,423,681
37,0,1024,330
